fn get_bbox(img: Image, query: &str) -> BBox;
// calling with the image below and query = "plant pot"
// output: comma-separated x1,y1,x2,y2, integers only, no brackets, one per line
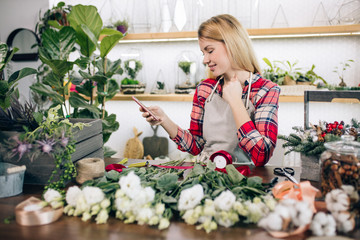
300,153,321,182
283,75,296,85
0,118,103,185
121,84,146,94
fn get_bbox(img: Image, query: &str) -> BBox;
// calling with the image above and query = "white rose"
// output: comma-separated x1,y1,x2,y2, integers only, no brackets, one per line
132,186,155,206
82,186,105,205
136,207,154,225
214,190,236,211
66,186,83,207
178,184,204,211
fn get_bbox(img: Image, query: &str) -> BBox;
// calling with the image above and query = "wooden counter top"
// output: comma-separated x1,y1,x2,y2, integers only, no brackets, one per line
0,162,358,240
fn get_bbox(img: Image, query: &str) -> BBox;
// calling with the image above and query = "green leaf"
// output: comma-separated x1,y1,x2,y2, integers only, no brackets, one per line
105,170,120,181
247,176,263,189
69,92,101,118
68,4,103,38
41,27,76,60
8,68,37,85
30,83,64,105
187,164,205,178
156,173,178,192
100,33,123,58
161,195,178,204
100,28,122,36
79,24,100,50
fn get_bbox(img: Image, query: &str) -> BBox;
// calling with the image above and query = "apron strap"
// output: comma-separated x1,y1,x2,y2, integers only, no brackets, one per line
245,72,253,109
207,76,222,102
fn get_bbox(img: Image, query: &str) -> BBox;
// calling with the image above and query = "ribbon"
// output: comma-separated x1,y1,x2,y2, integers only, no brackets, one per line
105,163,250,176
15,197,63,226
272,180,319,213
209,150,233,169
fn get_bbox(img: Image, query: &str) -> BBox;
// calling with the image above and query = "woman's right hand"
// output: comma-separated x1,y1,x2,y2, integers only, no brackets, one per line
139,105,165,126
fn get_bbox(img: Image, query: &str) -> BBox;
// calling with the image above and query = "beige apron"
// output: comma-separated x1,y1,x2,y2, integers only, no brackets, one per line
199,73,255,164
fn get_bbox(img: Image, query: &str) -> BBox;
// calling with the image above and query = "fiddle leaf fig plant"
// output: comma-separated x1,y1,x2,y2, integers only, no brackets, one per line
31,4,124,157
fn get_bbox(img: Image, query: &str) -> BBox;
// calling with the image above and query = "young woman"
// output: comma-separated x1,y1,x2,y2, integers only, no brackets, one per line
139,14,280,167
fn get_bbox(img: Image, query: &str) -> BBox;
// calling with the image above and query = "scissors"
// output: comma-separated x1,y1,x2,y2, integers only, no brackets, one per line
273,167,298,184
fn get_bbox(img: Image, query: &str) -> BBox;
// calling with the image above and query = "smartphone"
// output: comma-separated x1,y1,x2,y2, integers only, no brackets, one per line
132,96,159,121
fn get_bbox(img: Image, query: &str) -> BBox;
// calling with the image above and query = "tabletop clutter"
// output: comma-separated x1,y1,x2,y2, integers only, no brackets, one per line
5,146,358,239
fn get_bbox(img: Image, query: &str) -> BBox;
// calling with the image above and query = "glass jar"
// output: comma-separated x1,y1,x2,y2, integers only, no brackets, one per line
320,135,360,196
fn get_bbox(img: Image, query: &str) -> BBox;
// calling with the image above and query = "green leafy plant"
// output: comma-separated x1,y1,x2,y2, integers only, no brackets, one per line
0,42,37,109
113,19,129,34
123,59,143,81
333,59,354,87
1,105,87,192
30,4,124,157
178,61,192,75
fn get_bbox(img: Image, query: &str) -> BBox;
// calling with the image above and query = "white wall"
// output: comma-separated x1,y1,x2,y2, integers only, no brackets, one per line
1,0,359,164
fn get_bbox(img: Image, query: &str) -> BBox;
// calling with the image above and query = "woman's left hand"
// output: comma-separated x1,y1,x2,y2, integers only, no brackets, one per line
222,74,243,107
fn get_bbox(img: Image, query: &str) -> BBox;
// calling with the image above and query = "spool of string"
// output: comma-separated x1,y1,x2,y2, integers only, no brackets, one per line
75,158,105,184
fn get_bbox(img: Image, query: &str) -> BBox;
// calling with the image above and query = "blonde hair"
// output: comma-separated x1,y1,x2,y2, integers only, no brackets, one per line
198,14,261,75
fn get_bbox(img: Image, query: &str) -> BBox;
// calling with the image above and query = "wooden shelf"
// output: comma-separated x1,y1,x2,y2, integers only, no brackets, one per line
112,93,303,102
101,24,360,42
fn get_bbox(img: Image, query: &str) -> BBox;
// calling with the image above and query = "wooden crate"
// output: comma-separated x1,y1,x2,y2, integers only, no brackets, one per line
0,118,104,185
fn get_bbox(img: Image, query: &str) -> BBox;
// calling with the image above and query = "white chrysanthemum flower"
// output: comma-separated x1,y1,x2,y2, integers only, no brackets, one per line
310,212,336,236
292,201,313,227
214,190,236,211
258,212,283,232
66,186,83,207
44,188,62,203
158,218,170,230
82,186,105,205
178,184,204,211
119,171,142,199
136,207,154,225
332,211,355,233
325,189,349,213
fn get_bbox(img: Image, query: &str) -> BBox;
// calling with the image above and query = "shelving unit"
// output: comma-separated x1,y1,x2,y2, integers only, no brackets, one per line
99,24,360,42
111,93,303,102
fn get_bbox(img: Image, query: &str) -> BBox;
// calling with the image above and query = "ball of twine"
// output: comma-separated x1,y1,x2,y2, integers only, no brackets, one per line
75,158,105,184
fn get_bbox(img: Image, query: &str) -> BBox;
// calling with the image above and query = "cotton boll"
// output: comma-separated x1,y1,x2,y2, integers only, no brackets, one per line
341,185,359,202
332,211,355,233
310,212,336,236
293,201,313,227
258,212,283,231
325,189,350,213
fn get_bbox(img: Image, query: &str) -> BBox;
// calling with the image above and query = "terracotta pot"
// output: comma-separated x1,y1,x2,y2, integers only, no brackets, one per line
283,75,296,85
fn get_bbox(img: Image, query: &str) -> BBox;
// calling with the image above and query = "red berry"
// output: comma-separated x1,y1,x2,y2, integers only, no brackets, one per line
321,132,326,137
338,125,343,130
332,124,337,129
334,121,339,125
328,127,333,132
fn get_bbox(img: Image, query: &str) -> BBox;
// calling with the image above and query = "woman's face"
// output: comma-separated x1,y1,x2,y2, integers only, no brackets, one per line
199,38,232,78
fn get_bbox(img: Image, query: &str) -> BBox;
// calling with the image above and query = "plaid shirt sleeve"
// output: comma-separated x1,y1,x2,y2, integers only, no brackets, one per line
237,78,280,166
172,79,218,155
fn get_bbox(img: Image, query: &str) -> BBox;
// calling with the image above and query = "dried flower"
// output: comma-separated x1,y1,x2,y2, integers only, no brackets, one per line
36,138,56,154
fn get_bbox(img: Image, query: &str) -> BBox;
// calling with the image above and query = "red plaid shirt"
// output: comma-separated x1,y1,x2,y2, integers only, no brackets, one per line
172,73,280,166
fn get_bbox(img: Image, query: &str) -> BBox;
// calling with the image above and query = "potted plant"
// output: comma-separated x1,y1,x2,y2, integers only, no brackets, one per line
30,4,125,157
175,61,196,94
120,59,145,94
113,19,129,34
333,59,355,88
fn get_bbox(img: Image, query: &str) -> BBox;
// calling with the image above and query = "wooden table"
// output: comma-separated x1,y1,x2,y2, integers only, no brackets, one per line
0,162,358,240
